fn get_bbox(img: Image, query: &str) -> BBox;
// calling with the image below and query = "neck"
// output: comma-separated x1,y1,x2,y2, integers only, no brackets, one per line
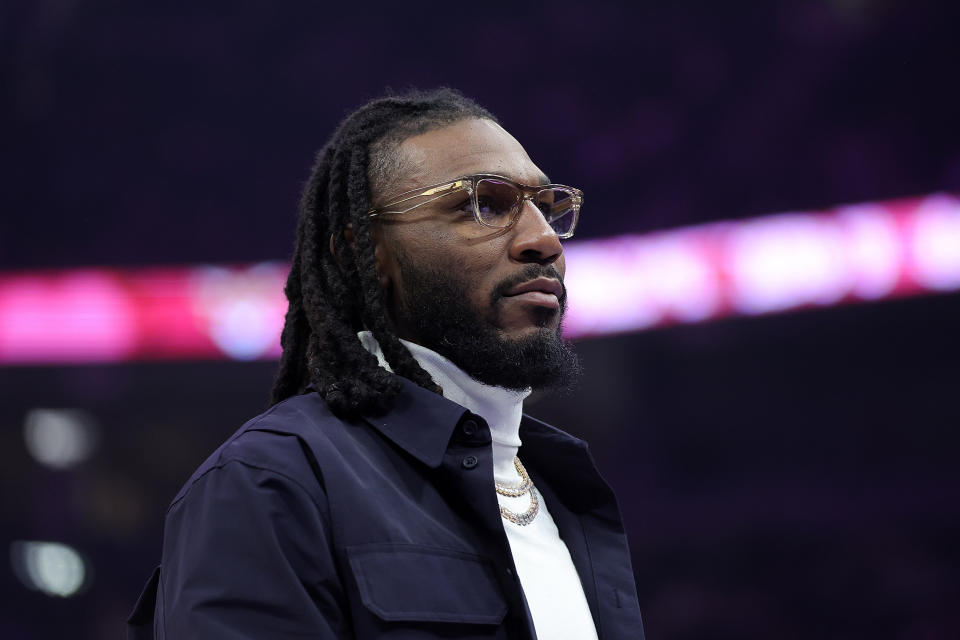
358,331,530,480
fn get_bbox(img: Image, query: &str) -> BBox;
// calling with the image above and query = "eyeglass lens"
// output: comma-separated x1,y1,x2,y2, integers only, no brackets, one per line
474,178,578,237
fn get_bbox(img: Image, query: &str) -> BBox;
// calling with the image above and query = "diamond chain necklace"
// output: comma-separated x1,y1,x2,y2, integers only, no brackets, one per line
495,456,539,526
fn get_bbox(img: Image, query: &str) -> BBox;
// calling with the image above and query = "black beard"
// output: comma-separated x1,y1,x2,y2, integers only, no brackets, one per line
391,254,581,393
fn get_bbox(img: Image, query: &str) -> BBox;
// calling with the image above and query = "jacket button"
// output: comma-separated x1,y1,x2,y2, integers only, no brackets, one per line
461,455,478,469
461,419,478,437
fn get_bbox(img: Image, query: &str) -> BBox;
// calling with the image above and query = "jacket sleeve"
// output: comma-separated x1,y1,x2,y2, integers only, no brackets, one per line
156,458,351,639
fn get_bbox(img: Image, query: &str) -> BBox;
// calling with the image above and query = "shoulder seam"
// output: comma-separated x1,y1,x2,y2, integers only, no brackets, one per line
167,457,327,518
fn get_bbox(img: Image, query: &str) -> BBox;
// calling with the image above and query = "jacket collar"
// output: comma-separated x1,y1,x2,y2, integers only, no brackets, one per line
360,377,470,468
519,414,616,512
360,375,600,502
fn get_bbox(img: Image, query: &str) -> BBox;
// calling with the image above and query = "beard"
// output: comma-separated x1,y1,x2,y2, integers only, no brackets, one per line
390,253,581,393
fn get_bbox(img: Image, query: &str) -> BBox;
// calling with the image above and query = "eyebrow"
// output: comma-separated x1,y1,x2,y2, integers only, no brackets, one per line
480,171,552,186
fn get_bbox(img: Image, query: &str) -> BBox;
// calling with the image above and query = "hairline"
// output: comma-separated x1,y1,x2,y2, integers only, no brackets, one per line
367,115,498,204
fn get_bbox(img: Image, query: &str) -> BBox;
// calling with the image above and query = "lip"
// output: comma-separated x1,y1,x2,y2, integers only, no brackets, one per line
503,277,563,309
505,291,560,309
504,277,564,298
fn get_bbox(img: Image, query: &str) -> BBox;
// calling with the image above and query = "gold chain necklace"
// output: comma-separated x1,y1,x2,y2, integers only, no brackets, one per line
495,456,539,526
494,456,533,497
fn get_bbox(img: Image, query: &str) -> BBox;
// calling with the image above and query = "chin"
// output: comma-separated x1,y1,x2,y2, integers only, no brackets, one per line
497,308,562,336
496,323,561,343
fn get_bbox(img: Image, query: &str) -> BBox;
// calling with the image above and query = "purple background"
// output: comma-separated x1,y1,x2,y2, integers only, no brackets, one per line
2,1,959,638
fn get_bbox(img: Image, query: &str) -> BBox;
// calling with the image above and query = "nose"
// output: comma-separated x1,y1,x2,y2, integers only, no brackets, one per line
508,199,563,266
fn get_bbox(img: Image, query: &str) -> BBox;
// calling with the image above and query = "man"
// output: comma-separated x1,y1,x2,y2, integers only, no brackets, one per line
128,88,644,639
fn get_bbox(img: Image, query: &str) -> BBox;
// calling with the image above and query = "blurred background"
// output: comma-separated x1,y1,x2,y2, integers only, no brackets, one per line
2,0,959,638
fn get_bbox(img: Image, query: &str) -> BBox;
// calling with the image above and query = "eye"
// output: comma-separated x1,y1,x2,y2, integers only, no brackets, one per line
475,195,498,215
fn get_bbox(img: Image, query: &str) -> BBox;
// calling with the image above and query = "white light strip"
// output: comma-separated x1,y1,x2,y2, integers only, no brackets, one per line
561,193,960,337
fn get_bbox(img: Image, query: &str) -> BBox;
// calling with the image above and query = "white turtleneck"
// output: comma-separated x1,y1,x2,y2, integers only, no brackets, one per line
358,332,599,640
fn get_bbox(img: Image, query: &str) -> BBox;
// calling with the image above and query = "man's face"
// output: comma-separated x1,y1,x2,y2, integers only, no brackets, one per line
371,118,579,391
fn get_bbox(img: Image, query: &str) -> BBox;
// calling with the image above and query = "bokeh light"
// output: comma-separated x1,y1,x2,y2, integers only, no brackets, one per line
10,541,90,598
23,409,99,470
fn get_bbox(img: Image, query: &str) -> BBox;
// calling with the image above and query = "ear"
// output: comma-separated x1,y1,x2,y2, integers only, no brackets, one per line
328,223,357,269
368,223,392,290
329,224,392,291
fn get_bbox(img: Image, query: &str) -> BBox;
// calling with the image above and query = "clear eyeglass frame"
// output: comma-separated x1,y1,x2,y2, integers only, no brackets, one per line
367,173,583,239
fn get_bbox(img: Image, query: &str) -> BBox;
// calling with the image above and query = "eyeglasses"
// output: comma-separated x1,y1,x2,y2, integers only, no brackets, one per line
367,174,583,239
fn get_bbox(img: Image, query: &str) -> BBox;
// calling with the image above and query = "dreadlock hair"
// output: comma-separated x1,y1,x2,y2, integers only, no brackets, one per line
270,88,496,417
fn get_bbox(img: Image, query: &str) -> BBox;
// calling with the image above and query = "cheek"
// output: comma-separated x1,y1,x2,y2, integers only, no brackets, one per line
434,252,502,315
389,224,509,302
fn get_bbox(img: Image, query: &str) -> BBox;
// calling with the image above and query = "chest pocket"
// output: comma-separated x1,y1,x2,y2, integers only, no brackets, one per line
347,543,508,625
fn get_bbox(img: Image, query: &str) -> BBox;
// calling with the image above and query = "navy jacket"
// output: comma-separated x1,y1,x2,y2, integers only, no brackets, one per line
128,378,644,639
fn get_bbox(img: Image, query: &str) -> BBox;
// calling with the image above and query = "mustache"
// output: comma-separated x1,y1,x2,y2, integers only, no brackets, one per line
491,264,567,306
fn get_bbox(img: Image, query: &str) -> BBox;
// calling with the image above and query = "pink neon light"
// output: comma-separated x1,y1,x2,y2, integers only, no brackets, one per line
0,194,957,364
0,272,137,362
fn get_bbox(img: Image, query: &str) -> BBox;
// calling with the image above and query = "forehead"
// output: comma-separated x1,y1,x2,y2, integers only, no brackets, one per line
393,118,549,193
